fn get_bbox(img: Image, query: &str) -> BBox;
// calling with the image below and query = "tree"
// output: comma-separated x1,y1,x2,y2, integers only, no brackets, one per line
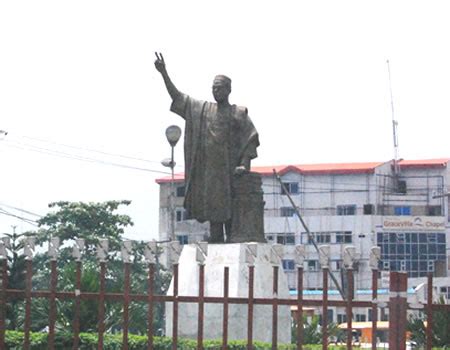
407,297,450,348
2,230,29,330
35,200,133,252
18,200,170,334
292,315,344,345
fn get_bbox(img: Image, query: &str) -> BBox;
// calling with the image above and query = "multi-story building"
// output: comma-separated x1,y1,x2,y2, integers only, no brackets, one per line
156,158,450,323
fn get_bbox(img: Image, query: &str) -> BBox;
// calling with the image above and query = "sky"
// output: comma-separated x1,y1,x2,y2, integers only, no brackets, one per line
1,1,449,240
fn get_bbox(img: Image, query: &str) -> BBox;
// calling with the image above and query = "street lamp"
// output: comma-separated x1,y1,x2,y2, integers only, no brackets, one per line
161,125,182,242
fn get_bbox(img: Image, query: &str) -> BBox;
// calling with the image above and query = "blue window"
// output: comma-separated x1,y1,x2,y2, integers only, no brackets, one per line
394,206,411,215
177,235,188,245
280,207,296,217
282,259,295,271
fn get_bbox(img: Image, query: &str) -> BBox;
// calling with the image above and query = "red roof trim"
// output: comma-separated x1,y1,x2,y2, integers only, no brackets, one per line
397,158,449,169
155,159,449,183
155,174,185,184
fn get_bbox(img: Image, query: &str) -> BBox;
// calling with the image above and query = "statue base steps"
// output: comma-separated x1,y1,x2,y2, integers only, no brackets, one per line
165,243,291,343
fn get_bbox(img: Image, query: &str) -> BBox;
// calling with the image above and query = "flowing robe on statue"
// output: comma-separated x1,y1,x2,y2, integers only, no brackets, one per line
170,93,259,223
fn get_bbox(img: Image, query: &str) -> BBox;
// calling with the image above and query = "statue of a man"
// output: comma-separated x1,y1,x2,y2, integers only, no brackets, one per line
154,53,260,243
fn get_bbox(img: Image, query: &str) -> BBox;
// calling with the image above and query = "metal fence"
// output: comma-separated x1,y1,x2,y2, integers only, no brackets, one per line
0,238,449,350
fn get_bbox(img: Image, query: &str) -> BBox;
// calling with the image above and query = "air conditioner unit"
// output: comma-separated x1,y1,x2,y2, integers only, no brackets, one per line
397,180,407,194
363,204,374,215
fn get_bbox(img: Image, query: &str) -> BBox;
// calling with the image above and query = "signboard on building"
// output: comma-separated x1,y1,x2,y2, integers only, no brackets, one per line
382,216,446,232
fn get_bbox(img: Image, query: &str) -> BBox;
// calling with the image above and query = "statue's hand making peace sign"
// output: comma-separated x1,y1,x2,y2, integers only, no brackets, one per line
154,52,166,74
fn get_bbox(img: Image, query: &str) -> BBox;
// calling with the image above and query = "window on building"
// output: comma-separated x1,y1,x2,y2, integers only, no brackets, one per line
282,259,295,271
276,233,295,245
307,260,319,271
427,205,442,216
337,205,356,216
177,235,188,245
280,206,296,217
394,206,411,216
336,231,352,243
308,232,331,244
377,231,447,277
332,260,343,271
439,286,450,299
176,208,188,222
176,185,186,197
337,314,347,324
281,182,299,195
355,314,366,322
316,232,331,244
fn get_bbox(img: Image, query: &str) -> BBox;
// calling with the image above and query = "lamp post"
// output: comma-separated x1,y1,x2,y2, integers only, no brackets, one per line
161,125,182,242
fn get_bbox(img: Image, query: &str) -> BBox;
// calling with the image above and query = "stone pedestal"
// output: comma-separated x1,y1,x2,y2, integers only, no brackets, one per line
165,243,291,344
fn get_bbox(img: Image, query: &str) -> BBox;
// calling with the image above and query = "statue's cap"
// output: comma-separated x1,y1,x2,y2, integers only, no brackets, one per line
213,75,232,86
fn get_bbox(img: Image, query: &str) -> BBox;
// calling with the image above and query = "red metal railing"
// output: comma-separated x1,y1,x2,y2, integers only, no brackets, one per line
0,249,449,349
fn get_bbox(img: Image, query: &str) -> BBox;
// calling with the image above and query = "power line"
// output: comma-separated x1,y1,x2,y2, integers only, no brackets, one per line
0,208,38,226
0,202,42,218
20,134,165,165
2,140,172,175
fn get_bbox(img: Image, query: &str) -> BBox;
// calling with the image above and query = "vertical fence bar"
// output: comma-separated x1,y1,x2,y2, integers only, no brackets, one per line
346,268,353,350
322,267,328,350
0,259,7,349
247,265,254,350
73,261,82,350
388,272,407,350
398,273,408,350
371,269,378,350
23,259,32,350
147,263,155,350
48,260,58,350
426,273,433,350
296,266,303,350
197,264,205,350
388,272,399,350
172,263,179,350
123,262,131,350
222,266,229,350
272,265,279,350
98,262,106,350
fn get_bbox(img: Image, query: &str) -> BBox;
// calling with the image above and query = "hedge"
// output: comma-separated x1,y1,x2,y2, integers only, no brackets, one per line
4,331,446,350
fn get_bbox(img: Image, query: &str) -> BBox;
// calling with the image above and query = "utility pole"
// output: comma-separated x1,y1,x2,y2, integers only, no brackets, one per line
273,169,346,300
387,60,400,177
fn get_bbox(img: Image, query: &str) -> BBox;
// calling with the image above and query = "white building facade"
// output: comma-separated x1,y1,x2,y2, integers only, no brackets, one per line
156,158,450,323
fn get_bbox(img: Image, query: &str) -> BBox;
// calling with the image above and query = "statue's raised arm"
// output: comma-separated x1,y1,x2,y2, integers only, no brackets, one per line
154,52,181,101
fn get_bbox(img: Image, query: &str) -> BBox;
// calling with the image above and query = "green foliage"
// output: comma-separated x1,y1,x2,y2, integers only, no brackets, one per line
5,200,171,336
2,230,30,330
3,331,377,349
407,297,450,348
35,200,134,253
292,315,343,345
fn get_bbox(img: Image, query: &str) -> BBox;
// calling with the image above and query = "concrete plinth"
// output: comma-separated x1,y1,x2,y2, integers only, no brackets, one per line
165,243,291,344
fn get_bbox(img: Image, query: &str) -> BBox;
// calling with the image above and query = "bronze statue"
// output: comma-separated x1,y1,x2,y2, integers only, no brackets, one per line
155,53,264,243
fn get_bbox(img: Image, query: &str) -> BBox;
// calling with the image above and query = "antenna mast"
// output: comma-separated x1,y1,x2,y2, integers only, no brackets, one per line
387,60,400,176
